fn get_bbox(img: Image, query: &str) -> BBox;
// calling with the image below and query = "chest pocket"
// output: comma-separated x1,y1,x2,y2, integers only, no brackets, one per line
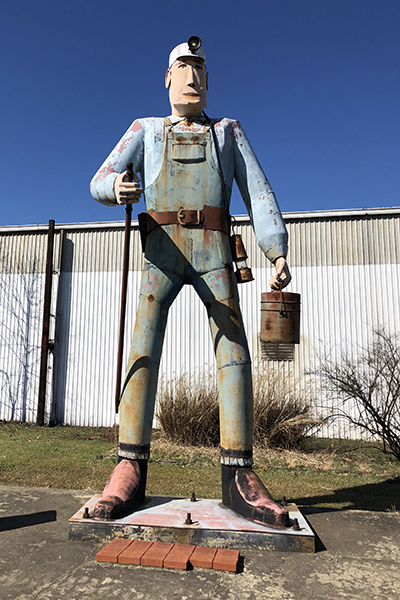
172,135,207,163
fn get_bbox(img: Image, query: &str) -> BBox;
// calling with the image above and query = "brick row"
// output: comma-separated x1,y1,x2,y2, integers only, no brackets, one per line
96,538,240,572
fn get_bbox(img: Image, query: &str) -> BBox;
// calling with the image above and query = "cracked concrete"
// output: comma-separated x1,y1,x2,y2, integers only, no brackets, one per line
0,486,399,599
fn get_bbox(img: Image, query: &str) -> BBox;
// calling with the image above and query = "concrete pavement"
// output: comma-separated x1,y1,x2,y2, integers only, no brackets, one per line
0,485,399,599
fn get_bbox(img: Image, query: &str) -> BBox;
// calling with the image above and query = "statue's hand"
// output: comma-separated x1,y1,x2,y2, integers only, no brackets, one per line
269,257,291,290
114,171,143,205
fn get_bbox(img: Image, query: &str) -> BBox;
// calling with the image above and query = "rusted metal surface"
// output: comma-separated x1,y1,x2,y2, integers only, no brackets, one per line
117,119,254,463
37,219,55,426
146,206,230,234
69,496,315,553
230,233,254,283
230,234,247,260
90,117,288,262
3,210,400,440
260,291,301,344
90,109,290,460
221,465,289,529
235,266,254,283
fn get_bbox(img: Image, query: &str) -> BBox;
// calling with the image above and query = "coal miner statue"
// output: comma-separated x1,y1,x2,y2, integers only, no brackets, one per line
90,37,292,527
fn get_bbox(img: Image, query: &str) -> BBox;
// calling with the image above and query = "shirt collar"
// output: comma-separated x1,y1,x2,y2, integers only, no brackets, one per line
167,114,208,125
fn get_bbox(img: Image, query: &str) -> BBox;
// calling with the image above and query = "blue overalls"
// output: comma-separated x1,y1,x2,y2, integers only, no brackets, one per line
118,118,254,466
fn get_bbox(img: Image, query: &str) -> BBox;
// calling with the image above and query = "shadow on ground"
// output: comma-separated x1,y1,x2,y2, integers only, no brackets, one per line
0,510,57,532
296,477,400,513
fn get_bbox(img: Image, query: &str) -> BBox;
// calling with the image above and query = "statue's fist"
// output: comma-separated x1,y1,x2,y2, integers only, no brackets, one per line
114,171,143,205
269,257,291,290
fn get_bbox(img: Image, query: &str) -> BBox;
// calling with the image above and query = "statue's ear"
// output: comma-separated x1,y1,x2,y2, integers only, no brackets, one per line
165,69,171,89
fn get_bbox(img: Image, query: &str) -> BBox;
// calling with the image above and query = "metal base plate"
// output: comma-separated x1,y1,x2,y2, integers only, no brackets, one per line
69,496,314,553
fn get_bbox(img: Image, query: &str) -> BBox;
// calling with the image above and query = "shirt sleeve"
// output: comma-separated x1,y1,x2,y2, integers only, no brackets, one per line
90,119,145,206
231,120,288,262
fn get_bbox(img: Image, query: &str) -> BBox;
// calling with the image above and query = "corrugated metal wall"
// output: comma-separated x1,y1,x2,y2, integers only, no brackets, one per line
1,209,399,437
0,230,55,422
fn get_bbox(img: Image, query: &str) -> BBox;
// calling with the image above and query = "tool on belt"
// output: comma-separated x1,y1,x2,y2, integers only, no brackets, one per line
204,111,253,283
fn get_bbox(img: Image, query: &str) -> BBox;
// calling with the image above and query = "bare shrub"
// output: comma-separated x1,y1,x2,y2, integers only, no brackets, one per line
157,367,319,449
314,328,400,460
253,366,320,449
156,372,219,446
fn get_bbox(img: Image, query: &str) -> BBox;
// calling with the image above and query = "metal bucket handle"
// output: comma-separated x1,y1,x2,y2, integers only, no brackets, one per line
279,290,288,318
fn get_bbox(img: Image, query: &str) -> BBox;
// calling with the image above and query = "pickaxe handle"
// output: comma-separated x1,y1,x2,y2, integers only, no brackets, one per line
115,162,134,413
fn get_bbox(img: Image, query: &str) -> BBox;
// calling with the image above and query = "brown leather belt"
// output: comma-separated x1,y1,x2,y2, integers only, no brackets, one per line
146,206,230,235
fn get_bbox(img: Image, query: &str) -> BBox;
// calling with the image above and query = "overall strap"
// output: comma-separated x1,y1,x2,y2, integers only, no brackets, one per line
202,111,230,213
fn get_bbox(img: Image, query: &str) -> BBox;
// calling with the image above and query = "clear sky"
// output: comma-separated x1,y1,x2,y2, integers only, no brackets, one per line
1,0,399,226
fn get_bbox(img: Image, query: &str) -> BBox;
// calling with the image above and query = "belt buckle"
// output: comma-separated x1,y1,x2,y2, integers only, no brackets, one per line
177,207,201,226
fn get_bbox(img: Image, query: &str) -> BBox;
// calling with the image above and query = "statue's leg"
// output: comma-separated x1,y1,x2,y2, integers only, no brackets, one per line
193,267,253,453
94,262,183,520
193,266,289,528
118,263,183,456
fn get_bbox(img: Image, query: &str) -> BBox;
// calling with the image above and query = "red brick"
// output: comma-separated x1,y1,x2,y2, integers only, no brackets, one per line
95,538,133,563
140,542,174,567
164,544,196,570
212,548,240,573
189,546,217,569
118,540,154,565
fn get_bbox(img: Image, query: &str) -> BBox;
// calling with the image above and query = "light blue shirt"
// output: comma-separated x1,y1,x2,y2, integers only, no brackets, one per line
90,116,288,261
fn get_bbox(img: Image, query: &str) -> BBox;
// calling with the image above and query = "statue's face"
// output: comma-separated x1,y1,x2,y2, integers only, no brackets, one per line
165,56,208,117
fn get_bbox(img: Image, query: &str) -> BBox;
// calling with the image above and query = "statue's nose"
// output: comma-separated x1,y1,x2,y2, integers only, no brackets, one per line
186,67,196,85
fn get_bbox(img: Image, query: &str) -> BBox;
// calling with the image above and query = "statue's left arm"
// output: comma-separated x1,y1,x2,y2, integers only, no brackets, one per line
231,120,291,289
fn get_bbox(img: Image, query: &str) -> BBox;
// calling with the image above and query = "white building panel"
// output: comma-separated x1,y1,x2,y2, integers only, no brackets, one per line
0,208,399,438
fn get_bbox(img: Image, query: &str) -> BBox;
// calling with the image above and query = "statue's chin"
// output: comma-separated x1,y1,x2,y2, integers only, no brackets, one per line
171,101,207,118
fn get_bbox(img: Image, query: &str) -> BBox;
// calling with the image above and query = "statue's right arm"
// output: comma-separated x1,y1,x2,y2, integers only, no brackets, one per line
90,119,145,206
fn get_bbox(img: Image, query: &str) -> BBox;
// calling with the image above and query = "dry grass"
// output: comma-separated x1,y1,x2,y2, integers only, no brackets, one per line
151,431,220,462
253,446,336,471
150,434,335,472
253,367,321,448
156,372,219,446
157,367,321,449
1,422,400,511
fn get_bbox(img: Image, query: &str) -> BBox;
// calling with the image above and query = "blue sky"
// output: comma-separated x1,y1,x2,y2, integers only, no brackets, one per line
1,0,399,226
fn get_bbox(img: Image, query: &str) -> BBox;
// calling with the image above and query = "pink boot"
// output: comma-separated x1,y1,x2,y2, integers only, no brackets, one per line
221,465,290,529
93,459,147,520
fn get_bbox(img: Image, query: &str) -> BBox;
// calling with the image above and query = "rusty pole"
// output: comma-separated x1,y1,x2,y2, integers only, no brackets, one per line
37,219,55,426
115,163,134,413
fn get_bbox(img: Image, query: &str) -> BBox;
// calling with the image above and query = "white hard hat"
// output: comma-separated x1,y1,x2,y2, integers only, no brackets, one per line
168,40,206,68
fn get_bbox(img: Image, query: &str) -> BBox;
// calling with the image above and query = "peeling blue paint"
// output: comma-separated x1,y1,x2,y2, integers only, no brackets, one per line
91,114,288,466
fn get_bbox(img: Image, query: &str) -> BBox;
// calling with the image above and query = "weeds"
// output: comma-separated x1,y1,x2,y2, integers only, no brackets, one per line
156,372,219,446
1,423,399,511
253,366,321,449
313,327,400,460
157,367,321,449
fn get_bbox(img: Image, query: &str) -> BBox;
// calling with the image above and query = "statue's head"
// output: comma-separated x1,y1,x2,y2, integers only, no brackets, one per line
165,37,208,118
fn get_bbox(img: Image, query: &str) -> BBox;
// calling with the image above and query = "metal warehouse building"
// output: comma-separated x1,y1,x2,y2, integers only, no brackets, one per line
0,206,399,438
